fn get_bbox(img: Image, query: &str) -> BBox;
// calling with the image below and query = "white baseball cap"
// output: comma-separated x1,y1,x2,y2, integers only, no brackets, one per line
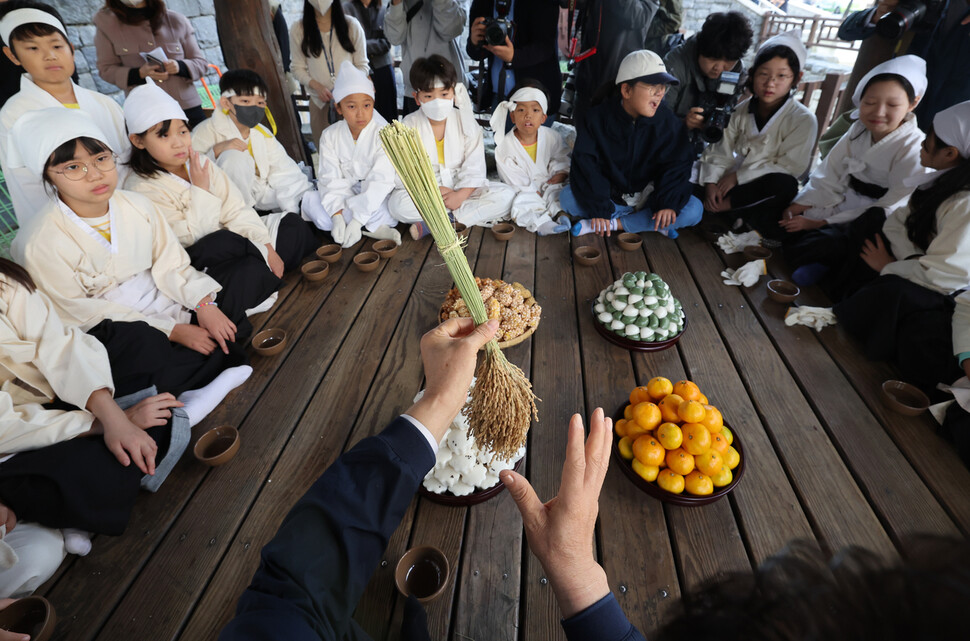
615,50,679,86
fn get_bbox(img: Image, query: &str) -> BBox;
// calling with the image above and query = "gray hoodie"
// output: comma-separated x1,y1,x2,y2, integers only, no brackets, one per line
384,0,467,95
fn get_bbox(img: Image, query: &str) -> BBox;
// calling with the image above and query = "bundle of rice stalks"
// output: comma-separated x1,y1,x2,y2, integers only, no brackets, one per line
380,120,537,458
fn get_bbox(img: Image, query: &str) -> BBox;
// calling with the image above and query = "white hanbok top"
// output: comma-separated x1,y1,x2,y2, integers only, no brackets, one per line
794,114,926,225
401,109,488,191
494,126,570,194
698,97,818,185
20,191,220,337
0,275,114,453
0,76,131,233
191,109,312,213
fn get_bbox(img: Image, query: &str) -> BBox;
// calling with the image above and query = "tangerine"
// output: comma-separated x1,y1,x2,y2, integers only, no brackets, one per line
724,446,741,469
711,465,733,487
632,402,663,431
658,394,685,422
646,376,674,400
656,422,683,450
618,436,635,460
682,423,712,455
625,420,650,438
623,404,634,420
695,449,724,476
685,471,714,496
673,380,702,402
614,418,629,438
709,432,729,454
698,392,709,404
632,459,660,482
633,435,666,467
700,405,724,433
665,447,695,475
721,425,734,446
656,469,685,494
629,386,651,405
677,399,707,424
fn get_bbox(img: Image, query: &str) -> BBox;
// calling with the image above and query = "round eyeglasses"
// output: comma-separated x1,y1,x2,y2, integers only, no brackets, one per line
50,153,117,181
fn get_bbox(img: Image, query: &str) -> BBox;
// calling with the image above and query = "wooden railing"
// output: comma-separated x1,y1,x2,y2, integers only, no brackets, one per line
797,71,851,150
760,13,861,51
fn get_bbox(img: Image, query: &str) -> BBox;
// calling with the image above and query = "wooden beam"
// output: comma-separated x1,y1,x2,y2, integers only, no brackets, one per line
213,0,307,165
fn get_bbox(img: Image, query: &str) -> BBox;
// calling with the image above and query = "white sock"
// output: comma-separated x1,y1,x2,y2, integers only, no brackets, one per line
300,191,332,231
363,224,402,245
177,365,253,428
342,220,363,248
62,528,92,556
574,218,617,236
330,213,347,244
245,291,278,317
537,216,570,236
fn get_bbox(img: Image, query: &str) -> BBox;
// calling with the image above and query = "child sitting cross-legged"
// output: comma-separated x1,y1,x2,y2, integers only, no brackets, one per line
490,81,571,236
388,54,515,239
309,60,400,249
563,50,703,238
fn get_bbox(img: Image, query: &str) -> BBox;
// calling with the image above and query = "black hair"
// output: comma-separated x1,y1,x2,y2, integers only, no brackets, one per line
696,12,753,62
40,136,112,194
410,54,458,93
219,69,269,98
104,0,166,30
744,44,801,94
905,128,970,252
0,1,71,52
126,119,187,178
861,72,917,104
0,258,36,294
656,537,970,641
300,0,355,60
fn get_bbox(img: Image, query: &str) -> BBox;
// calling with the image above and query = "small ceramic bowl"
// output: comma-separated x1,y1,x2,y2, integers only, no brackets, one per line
301,260,329,282
194,425,240,466
617,232,642,251
251,328,287,356
573,246,602,266
316,244,343,263
354,251,380,272
491,222,515,241
394,545,450,603
743,245,773,261
880,380,930,416
372,239,399,259
766,279,800,304
0,596,56,641
453,222,469,237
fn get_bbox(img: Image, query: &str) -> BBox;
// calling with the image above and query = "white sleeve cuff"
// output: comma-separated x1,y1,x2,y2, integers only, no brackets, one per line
401,414,440,456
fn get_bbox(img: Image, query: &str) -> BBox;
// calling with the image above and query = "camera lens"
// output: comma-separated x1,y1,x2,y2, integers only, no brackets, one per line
876,2,928,39
702,126,724,144
485,20,508,46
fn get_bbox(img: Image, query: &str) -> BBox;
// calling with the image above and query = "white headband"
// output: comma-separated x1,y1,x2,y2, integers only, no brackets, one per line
850,54,927,119
933,99,970,159
7,107,112,177
221,88,266,98
489,88,549,145
0,8,67,46
431,77,446,89
123,78,188,134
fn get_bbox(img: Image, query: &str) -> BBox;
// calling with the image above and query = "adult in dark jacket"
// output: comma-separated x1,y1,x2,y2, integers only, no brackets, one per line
466,0,562,117
837,0,970,128
343,0,398,122
563,49,702,238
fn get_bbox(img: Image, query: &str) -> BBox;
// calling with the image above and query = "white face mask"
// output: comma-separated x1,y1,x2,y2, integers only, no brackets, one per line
419,98,454,122
119,0,146,7
309,0,333,14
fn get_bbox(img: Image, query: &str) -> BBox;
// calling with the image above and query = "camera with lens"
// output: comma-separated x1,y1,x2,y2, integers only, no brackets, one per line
484,0,515,47
876,0,946,39
697,70,744,144
559,69,577,118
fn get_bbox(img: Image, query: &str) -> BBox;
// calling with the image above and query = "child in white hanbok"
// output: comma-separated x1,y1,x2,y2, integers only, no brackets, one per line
388,55,514,238
310,60,399,248
490,84,571,235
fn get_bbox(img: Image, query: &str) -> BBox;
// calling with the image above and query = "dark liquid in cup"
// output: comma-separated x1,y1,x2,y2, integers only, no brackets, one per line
204,436,236,459
405,558,443,599
260,336,282,348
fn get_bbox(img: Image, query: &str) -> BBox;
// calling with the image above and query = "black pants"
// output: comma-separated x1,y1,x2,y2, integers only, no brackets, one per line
89,319,248,398
835,274,963,397
0,424,169,534
186,229,282,319
373,64,398,123
941,402,970,470
726,173,799,240
263,212,320,273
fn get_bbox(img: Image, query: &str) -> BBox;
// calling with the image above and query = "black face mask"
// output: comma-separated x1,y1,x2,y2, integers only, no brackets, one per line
232,104,264,128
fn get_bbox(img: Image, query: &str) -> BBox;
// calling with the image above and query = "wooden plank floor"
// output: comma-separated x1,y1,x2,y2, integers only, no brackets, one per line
38,226,970,640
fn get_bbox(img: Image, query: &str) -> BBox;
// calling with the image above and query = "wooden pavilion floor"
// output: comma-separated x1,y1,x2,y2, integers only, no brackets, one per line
38,224,970,640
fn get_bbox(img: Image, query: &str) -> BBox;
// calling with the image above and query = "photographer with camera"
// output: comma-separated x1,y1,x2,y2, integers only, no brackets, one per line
837,0,970,128
663,11,753,139
698,30,817,238
466,0,561,116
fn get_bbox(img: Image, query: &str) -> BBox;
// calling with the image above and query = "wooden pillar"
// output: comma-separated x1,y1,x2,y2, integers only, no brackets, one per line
213,0,307,164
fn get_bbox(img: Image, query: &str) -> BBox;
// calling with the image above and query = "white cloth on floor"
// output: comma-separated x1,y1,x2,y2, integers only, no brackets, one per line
494,126,570,233
717,230,762,254
0,522,65,599
784,305,837,331
721,259,766,287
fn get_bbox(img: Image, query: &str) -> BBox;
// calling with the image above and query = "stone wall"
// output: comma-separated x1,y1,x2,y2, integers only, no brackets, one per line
682,0,780,45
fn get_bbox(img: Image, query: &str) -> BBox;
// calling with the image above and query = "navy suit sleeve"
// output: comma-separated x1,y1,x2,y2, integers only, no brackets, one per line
219,417,436,641
838,8,877,41
561,593,647,641
648,113,693,213
570,116,616,218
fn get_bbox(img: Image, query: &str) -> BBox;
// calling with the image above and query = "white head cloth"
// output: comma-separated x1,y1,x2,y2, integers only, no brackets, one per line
850,54,927,119
7,107,111,176
0,8,66,46
934,100,970,159
758,29,807,73
123,78,188,134
489,88,548,145
332,59,374,104
452,82,479,140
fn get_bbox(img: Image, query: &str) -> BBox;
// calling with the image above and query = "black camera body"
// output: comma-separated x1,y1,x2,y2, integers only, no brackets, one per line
698,70,744,144
876,0,947,39
485,0,515,47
